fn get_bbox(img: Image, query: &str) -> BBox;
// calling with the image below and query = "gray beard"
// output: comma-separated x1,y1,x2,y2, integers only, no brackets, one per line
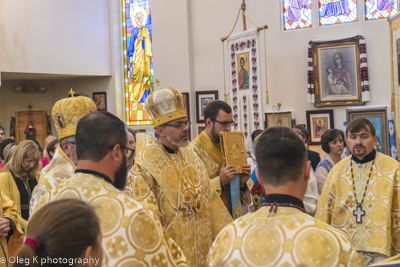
166,134,190,148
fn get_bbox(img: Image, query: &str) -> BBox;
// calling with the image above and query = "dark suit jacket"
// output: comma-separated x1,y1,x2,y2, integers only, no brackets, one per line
308,150,321,171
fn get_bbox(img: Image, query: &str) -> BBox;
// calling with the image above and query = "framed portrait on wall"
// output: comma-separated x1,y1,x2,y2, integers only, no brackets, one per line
346,108,389,155
196,91,218,123
264,112,292,129
306,110,334,145
92,92,107,111
310,36,364,107
198,126,206,135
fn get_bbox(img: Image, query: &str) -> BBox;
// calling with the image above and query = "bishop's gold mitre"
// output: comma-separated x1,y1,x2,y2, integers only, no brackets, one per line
52,96,97,140
146,87,187,128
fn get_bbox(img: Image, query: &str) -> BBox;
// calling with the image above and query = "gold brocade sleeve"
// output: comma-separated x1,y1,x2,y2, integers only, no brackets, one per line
125,164,162,223
209,187,233,239
315,171,336,224
391,168,400,256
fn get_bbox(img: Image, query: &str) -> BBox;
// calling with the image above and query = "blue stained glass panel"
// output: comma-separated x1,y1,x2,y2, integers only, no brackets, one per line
283,0,312,31
365,0,398,20
319,0,358,26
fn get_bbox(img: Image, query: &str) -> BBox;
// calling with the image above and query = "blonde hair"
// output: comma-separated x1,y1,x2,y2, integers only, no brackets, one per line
3,143,18,165
1,140,40,178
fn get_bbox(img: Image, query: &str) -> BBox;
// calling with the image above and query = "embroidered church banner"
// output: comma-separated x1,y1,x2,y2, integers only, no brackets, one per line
389,13,400,159
227,29,263,141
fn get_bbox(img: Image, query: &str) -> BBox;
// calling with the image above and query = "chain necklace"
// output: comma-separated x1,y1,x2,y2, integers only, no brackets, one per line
350,159,374,224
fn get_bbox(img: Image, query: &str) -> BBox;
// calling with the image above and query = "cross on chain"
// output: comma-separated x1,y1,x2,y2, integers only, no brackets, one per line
353,204,365,224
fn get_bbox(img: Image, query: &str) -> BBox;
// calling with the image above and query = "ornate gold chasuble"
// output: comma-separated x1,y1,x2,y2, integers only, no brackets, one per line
189,132,253,214
33,172,187,267
208,206,363,267
125,134,232,267
315,152,400,259
30,145,76,214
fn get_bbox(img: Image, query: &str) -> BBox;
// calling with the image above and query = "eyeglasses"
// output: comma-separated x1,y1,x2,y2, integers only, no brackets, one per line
165,121,191,129
212,119,234,127
120,146,135,158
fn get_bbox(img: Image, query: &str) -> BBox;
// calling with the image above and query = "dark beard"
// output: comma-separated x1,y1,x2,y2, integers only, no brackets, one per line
211,123,220,143
113,155,128,191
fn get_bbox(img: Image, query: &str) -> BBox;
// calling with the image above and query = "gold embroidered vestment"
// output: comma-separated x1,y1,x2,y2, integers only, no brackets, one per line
315,152,400,259
125,134,232,267
33,172,187,267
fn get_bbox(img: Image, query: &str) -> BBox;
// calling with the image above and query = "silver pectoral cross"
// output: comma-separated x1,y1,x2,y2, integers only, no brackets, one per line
353,204,365,224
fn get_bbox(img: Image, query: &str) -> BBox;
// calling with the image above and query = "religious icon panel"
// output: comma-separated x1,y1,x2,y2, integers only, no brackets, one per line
306,109,334,145
365,0,398,20
319,0,358,26
283,0,312,31
122,0,154,125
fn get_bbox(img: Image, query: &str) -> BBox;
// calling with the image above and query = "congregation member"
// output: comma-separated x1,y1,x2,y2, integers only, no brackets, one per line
40,135,56,169
315,129,345,194
208,127,363,267
294,125,321,171
30,95,97,213
293,126,320,214
190,100,252,216
316,118,400,266
2,143,18,168
45,139,59,162
0,126,4,144
15,199,102,267
0,139,16,169
125,88,232,267
0,140,40,229
33,111,187,267
247,129,262,173
126,128,136,168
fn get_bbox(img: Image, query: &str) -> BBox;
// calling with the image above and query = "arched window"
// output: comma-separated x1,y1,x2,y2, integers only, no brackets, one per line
122,0,154,125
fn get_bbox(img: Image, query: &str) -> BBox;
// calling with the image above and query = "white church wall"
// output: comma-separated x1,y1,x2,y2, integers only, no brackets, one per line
186,0,391,138
0,0,111,76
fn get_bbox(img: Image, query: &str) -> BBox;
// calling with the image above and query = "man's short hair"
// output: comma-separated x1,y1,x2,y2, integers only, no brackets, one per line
321,129,346,153
294,125,310,142
255,127,307,186
204,100,232,122
346,117,376,137
76,112,127,162
0,126,4,132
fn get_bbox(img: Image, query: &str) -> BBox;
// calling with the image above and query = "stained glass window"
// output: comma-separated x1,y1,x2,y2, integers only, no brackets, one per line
122,0,154,126
319,0,358,26
283,0,312,31
365,0,398,20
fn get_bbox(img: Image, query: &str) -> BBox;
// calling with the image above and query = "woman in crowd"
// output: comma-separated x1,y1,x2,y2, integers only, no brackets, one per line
315,129,345,194
0,140,40,229
40,135,56,169
0,139,16,169
247,129,263,174
45,139,59,163
15,199,102,267
2,143,18,167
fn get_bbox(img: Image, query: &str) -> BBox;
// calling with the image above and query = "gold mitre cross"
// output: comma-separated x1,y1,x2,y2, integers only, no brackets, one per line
69,88,76,97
